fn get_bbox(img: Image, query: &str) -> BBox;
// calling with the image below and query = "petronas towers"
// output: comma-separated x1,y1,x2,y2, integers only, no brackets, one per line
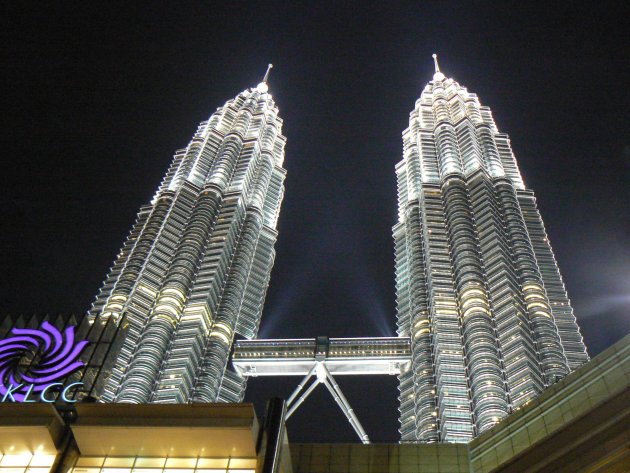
73,59,587,443
73,67,286,403
395,57,588,442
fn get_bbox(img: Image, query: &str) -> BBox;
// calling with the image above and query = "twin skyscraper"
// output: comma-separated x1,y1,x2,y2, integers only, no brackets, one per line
72,58,588,442
74,66,286,404
394,57,588,442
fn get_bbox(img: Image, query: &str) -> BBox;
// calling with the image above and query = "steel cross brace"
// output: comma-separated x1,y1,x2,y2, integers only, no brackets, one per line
284,361,370,444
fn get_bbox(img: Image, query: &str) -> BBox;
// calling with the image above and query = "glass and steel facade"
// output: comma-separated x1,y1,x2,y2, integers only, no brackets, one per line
394,61,589,442
70,78,286,403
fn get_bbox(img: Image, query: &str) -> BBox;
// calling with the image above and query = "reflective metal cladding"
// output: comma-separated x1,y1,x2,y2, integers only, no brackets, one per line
395,57,589,443
70,73,287,403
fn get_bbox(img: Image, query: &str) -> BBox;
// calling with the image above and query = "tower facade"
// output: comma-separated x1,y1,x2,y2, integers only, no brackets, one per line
73,69,287,403
394,57,588,442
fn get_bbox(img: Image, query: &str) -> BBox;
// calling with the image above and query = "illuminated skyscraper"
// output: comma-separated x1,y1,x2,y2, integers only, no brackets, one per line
73,66,287,403
394,56,589,442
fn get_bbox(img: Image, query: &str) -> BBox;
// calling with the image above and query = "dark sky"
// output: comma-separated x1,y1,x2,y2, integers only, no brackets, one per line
2,2,629,442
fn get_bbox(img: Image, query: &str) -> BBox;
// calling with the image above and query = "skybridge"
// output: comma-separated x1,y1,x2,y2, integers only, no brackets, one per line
233,336,411,443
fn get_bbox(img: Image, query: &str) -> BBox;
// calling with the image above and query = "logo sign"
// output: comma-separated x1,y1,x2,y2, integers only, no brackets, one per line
0,322,88,403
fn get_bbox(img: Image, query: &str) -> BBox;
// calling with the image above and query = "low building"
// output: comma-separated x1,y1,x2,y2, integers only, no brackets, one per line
0,403,290,473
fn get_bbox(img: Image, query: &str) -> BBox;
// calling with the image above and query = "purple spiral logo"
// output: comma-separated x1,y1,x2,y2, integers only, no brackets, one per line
0,322,88,401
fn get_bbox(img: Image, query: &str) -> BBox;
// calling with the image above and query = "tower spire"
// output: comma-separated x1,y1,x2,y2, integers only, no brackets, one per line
431,53,445,81
263,63,273,83
432,53,440,73
257,64,273,93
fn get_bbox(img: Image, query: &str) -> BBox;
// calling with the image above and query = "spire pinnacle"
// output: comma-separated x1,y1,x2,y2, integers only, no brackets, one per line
257,64,273,93
263,63,273,83
431,54,445,81
432,54,440,73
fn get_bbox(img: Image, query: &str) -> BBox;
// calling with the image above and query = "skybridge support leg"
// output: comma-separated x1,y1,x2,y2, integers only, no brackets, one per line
282,362,371,443
286,378,320,420
286,364,317,407
321,366,370,444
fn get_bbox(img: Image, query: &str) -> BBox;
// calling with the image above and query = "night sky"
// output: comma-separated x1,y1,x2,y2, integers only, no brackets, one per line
3,2,629,442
